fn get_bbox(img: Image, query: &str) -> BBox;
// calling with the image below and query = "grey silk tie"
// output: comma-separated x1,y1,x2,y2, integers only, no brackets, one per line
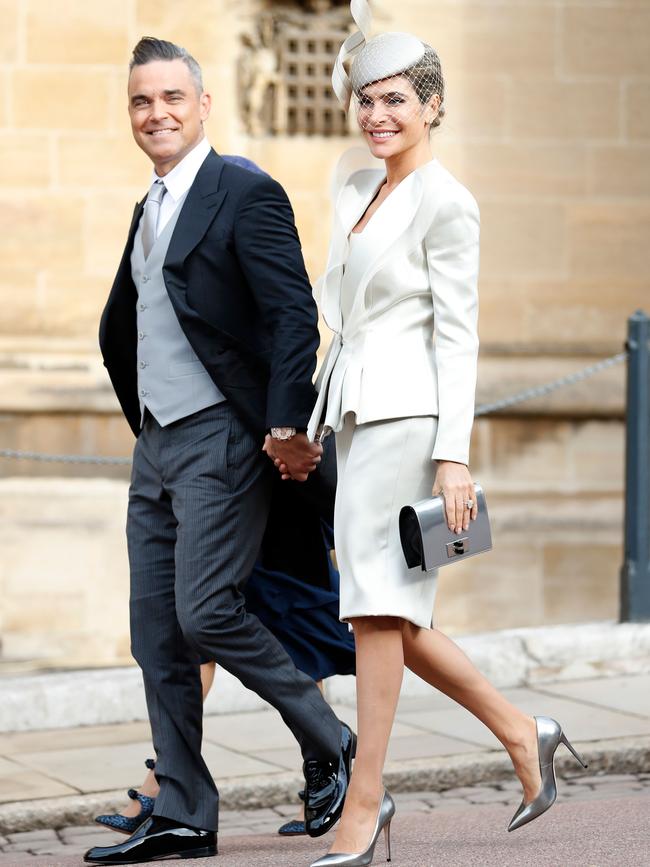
141,179,166,259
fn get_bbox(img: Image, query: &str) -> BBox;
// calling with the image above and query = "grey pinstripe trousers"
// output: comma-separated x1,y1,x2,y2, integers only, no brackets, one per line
127,403,342,831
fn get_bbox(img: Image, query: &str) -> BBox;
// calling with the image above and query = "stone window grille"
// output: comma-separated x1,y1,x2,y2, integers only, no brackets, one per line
279,29,349,136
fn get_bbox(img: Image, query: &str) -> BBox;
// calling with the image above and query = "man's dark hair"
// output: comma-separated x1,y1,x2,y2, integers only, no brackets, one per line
129,37,203,93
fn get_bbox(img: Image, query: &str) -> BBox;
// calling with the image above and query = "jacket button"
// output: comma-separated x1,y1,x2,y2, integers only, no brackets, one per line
138,331,145,340
139,303,147,311
139,361,148,369
142,275,150,283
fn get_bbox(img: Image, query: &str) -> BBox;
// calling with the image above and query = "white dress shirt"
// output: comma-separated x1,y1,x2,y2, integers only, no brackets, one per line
152,136,211,236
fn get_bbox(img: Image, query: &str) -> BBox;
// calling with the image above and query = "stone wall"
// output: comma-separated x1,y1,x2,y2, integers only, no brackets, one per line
0,473,624,668
0,0,648,666
0,0,647,347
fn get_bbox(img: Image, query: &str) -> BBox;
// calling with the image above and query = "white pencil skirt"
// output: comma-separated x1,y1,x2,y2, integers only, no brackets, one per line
334,413,439,630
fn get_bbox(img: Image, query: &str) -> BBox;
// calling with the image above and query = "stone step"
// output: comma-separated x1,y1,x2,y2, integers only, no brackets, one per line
1,622,649,732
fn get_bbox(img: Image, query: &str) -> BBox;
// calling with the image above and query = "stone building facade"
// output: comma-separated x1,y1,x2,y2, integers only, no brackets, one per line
0,0,648,667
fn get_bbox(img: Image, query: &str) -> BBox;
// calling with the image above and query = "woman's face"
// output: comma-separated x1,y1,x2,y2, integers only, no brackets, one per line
356,75,438,160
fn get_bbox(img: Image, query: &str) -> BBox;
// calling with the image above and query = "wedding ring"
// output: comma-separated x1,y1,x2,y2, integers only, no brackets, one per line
464,499,474,509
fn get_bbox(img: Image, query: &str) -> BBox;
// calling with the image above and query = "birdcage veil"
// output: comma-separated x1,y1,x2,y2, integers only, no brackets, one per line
332,0,445,129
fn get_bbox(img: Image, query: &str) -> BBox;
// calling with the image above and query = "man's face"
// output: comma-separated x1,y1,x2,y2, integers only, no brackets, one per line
128,59,211,175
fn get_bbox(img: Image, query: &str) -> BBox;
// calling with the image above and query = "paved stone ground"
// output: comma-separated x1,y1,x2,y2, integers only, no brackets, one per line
2,672,649,810
0,773,648,862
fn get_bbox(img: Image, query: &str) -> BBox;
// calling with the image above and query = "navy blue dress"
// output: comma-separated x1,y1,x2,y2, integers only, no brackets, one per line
224,153,355,681
245,522,355,681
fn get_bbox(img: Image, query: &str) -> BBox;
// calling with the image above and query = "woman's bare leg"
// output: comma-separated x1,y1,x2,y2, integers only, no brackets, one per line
328,616,403,854
401,624,541,801
120,662,217,818
200,660,216,698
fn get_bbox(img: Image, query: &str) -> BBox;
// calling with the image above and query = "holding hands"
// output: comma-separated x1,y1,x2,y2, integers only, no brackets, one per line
263,433,323,482
432,460,478,534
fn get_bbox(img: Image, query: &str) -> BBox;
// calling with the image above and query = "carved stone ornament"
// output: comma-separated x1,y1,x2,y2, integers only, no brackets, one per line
239,1,354,136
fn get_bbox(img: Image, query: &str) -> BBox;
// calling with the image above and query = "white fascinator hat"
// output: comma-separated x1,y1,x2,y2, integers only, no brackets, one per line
332,0,445,126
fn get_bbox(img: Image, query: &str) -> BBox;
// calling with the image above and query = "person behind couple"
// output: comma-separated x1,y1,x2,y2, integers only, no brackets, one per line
297,8,586,866
84,35,355,866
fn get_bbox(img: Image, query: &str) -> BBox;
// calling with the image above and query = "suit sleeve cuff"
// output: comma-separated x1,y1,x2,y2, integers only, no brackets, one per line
431,443,470,465
265,382,317,430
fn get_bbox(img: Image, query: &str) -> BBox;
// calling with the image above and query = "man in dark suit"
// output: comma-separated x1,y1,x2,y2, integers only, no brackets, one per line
85,37,352,866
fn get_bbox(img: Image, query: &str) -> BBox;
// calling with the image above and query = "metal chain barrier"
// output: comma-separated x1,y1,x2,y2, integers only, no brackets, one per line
474,350,627,416
0,350,628,466
0,449,131,466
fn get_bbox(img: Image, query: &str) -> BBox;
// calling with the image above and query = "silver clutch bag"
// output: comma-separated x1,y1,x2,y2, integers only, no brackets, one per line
399,483,492,571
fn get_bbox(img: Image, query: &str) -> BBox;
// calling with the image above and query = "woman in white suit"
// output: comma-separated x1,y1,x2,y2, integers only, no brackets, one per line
276,7,586,866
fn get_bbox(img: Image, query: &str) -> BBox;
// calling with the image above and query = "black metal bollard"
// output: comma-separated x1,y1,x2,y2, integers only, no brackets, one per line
620,310,650,622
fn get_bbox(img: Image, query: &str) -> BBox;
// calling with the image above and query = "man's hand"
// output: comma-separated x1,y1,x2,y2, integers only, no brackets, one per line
263,433,322,482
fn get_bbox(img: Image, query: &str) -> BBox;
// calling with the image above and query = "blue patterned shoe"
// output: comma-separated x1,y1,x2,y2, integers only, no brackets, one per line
95,759,157,835
95,789,156,835
278,818,306,836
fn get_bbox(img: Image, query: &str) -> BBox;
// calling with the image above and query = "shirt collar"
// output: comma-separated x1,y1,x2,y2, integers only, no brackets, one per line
151,137,211,203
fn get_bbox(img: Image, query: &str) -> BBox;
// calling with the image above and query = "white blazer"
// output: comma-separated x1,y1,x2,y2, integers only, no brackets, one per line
307,158,480,466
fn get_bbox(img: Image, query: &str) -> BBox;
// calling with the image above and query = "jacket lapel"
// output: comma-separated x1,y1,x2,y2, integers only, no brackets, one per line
320,168,385,332
103,197,145,311
333,160,445,333
114,197,145,290
128,198,146,241
346,167,428,326
164,149,228,278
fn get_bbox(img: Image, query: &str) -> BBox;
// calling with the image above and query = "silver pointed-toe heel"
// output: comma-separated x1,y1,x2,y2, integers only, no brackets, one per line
508,715,588,833
309,790,395,867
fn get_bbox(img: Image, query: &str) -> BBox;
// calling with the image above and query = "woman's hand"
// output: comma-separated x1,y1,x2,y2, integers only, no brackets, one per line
263,434,322,482
432,460,478,534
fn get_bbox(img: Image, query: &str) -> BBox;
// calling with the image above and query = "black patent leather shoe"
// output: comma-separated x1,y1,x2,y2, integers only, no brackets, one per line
83,816,217,864
304,722,356,838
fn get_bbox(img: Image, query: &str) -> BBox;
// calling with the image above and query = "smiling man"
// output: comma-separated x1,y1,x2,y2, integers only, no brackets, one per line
84,37,354,865
129,50,209,173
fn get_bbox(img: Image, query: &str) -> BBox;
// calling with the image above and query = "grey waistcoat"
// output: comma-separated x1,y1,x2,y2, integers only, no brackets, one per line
131,195,225,427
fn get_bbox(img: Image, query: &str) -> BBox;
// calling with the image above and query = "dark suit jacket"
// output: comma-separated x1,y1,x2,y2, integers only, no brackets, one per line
99,148,320,438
